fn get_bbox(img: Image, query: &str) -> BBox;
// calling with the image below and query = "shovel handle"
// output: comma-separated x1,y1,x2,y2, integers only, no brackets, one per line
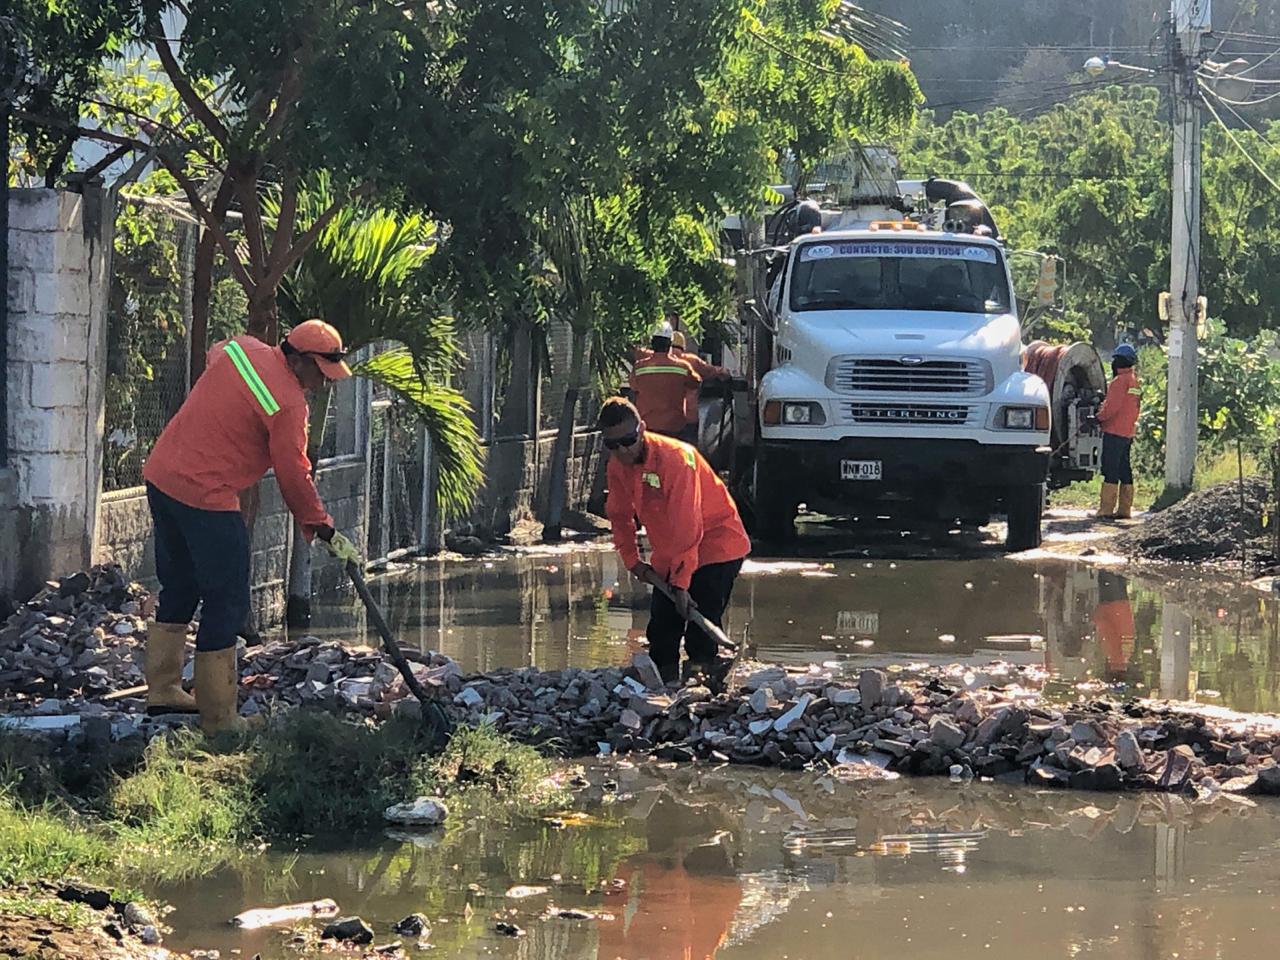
346,561,453,738
640,570,737,653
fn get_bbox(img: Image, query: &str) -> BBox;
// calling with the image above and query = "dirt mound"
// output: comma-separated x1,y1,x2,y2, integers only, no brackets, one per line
1111,476,1277,565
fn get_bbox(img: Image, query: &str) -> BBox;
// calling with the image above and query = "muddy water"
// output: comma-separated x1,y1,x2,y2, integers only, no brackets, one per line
150,548,1280,957
300,544,1280,714
157,761,1280,959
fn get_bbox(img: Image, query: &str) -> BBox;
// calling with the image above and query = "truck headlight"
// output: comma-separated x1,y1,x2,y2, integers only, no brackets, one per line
764,401,827,426
783,401,826,425
998,406,1050,430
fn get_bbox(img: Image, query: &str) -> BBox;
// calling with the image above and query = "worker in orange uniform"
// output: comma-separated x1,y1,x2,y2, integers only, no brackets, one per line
142,320,361,732
599,397,750,684
671,329,731,448
629,321,701,444
1097,343,1141,519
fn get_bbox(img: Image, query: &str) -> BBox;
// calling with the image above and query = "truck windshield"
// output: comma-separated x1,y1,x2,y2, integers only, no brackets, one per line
789,240,1011,315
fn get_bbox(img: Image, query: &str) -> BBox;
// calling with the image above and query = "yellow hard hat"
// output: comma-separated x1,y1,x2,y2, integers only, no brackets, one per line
671,331,687,349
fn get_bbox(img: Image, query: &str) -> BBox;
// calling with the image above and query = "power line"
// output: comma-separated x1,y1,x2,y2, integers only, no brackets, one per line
1198,81,1280,193
905,44,1158,53
924,73,1153,112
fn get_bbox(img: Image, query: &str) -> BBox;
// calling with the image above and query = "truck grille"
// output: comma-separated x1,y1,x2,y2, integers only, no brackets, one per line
831,357,990,395
844,403,972,426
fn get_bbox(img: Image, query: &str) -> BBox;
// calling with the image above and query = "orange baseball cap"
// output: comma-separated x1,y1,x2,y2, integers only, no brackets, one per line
286,319,351,381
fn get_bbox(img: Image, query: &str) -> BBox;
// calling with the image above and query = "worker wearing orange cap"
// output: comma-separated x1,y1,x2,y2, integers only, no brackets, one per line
670,328,731,446
599,396,750,684
629,321,701,444
141,320,360,732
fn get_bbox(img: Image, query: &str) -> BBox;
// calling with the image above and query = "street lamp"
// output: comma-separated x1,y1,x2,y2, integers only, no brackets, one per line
1083,55,1158,76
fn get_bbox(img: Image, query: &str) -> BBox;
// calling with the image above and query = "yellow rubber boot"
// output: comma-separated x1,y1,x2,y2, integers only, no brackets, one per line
195,647,246,735
145,622,198,716
1098,482,1119,519
1117,484,1135,520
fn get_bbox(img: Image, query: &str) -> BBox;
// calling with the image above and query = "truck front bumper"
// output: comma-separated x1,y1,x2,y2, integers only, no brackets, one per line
757,437,1049,509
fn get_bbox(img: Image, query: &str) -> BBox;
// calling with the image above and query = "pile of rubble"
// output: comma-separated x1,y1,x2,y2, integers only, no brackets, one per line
6,567,1280,799
0,566,150,705
442,657,1280,798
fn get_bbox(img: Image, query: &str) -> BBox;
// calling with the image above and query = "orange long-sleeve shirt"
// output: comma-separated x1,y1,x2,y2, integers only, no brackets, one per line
606,433,749,590
629,350,700,434
1098,367,1141,439
143,336,332,537
675,349,730,426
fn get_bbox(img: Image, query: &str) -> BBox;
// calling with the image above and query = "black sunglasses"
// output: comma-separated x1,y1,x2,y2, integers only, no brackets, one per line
303,349,348,363
603,428,640,450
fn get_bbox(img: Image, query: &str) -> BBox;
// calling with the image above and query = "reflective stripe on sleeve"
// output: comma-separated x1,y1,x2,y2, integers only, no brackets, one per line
225,341,281,416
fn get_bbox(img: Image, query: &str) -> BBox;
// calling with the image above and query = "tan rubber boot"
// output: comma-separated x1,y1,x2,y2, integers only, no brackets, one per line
195,647,246,735
1116,484,1135,520
1098,482,1119,519
145,622,198,716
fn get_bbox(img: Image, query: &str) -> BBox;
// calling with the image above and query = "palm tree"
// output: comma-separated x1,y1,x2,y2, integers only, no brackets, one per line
274,177,484,625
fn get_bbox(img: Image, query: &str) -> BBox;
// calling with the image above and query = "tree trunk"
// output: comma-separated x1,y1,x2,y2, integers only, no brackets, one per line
189,228,217,383
541,324,590,542
285,390,333,630
245,290,278,343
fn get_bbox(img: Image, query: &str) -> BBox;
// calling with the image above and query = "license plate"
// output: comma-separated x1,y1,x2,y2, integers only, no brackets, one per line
840,459,882,481
837,610,880,635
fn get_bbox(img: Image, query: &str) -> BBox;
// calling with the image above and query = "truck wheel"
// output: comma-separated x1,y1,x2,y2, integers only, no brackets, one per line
751,461,797,543
755,498,798,542
1005,483,1044,551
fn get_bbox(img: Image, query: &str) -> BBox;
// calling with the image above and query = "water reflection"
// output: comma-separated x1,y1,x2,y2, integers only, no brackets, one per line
301,547,1280,714
155,763,1280,960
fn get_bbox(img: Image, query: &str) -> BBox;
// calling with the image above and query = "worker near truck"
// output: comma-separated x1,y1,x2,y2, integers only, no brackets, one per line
141,320,361,732
1097,343,1142,520
670,329,731,447
629,321,701,444
599,397,749,685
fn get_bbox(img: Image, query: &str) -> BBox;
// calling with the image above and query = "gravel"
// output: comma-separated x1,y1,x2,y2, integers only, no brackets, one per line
1111,476,1276,566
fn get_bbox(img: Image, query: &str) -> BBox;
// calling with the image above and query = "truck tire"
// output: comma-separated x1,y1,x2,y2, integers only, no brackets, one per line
1005,483,1044,551
751,461,798,543
755,498,798,543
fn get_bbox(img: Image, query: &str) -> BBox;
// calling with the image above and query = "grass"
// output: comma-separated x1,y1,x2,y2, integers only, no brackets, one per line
0,891,94,927
1051,448,1263,513
0,713,560,892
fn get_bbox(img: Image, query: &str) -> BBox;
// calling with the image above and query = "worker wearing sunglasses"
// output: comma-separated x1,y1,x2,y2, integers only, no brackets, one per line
141,319,361,733
600,397,749,685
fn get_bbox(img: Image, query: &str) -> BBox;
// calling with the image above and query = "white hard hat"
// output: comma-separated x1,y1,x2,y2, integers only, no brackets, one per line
653,320,674,340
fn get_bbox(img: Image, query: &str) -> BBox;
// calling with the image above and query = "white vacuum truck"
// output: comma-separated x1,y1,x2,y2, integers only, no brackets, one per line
704,147,1106,550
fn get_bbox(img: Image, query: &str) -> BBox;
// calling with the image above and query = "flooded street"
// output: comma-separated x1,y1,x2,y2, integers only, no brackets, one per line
158,761,1280,959
302,535,1280,715
156,539,1280,958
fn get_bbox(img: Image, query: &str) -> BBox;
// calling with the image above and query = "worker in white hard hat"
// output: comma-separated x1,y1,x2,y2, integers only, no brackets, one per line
628,320,700,442
669,323,731,449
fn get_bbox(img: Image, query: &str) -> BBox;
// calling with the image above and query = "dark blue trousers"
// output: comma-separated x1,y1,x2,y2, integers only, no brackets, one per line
146,483,250,652
1101,433,1134,484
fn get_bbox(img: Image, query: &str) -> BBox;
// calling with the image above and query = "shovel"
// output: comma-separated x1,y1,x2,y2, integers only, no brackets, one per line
639,569,742,692
345,560,453,747
642,573,737,652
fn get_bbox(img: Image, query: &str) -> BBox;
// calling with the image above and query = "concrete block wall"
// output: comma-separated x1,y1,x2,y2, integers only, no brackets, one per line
94,458,367,627
465,430,606,538
1,188,112,600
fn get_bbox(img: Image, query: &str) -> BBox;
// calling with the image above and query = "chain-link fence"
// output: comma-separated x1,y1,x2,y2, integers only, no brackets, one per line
366,396,427,563
537,319,600,435
102,205,195,491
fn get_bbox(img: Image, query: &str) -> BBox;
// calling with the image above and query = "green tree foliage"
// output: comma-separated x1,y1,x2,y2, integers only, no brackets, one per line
1132,325,1280,476
902,84,1280,343
7,0,131,183
276,179,484,521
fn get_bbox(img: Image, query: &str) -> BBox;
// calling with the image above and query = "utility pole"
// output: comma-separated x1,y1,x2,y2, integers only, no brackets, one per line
1165,0,1210,495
